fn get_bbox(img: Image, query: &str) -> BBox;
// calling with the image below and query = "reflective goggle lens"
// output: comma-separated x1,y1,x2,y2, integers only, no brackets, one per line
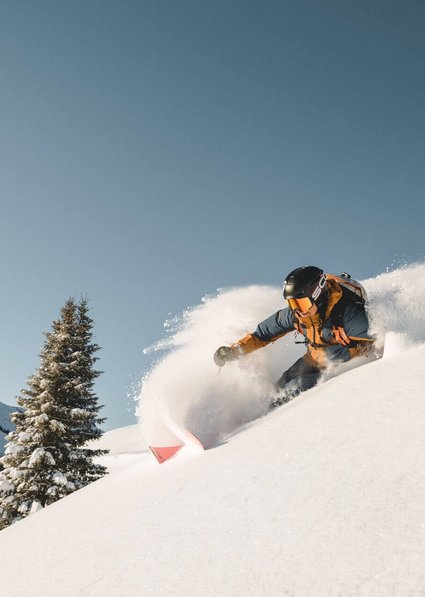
287,297,314,313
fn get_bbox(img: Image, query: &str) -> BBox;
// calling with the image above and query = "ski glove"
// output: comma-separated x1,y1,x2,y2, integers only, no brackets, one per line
332,326,351,346
214,346,239,367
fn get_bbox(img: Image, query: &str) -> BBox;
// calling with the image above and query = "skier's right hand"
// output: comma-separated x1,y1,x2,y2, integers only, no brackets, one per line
213,346,239,367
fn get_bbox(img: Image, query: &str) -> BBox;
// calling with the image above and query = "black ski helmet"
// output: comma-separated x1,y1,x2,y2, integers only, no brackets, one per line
283,266,327,304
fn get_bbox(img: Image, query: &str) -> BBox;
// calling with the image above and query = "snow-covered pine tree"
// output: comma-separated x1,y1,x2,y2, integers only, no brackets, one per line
0,298,108,529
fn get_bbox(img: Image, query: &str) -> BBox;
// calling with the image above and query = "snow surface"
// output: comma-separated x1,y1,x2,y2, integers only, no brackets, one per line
0,264,425,596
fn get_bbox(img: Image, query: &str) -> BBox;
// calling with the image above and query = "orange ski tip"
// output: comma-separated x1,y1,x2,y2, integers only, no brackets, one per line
149,445,183,464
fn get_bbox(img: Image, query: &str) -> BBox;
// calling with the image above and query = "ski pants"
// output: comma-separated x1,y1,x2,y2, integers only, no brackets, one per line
274,355,321,403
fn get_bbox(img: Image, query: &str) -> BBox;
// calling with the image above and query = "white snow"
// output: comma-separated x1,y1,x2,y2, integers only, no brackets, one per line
51,472,68,486
0,479,13,492
29,501,43,515
4,443,24,456
28,447,55,467
0,264,424,596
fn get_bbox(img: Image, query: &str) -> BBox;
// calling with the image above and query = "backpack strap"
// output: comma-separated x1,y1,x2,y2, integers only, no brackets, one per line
326,273,367,305
329,284,363,327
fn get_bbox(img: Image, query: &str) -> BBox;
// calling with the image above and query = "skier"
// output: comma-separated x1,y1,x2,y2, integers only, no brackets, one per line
213,266,374,405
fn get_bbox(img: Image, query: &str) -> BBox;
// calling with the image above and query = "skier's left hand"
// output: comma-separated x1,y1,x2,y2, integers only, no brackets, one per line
332,326,350,346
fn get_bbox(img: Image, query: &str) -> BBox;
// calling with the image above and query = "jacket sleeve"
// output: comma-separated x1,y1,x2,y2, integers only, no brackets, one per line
326,303,373,363
343,302,371,340
233,308,296,355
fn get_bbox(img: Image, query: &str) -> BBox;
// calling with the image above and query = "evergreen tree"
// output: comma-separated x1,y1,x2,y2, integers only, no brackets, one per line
0,298,108,529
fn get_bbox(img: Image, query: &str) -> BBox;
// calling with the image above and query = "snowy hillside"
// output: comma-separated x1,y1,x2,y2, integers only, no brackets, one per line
0,264,424,596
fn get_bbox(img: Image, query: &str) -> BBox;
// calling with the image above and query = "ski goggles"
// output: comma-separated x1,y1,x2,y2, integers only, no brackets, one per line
287,296,314,313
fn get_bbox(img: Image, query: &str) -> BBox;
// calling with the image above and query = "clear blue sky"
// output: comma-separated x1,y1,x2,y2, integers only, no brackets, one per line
0,1,424,429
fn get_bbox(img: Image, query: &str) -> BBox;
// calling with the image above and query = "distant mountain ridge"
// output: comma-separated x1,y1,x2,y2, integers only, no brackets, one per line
0,401,18,455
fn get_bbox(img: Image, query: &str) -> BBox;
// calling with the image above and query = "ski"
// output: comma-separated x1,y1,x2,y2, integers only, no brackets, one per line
148,397,204,463
149,431,204,464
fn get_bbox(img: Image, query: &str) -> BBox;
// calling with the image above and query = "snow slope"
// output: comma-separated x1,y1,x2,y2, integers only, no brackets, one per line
0,264,424,596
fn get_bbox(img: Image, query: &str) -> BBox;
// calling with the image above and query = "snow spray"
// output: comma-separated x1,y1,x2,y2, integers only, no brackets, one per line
137,285,303,448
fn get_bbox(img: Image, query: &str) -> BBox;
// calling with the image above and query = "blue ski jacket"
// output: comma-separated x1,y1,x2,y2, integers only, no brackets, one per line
233,278,373,368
